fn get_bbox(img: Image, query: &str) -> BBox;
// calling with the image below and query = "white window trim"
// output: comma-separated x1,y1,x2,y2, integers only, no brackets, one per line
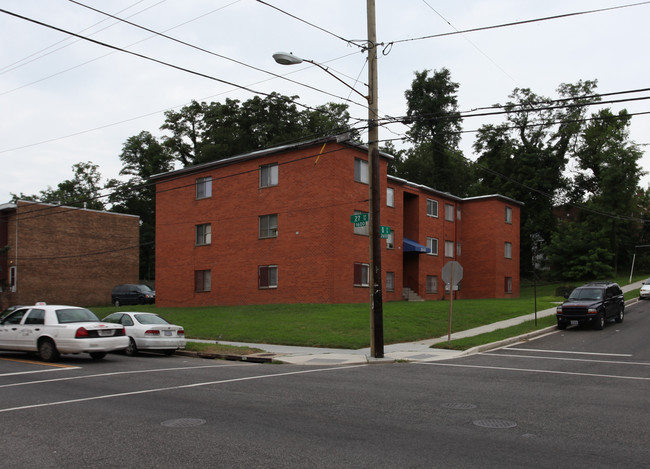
427,199,438,218
427,237,438,256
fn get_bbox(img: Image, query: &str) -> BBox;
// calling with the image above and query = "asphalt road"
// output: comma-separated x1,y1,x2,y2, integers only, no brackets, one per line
1,301,649,468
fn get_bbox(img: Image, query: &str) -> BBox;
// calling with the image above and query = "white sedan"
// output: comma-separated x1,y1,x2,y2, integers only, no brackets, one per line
639,279,650,299
102,312,185,356
0,304,128,361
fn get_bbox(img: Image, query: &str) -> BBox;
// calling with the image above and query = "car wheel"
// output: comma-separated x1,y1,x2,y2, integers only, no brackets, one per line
38,339,60,362
114,299,121,307
594,312,605,330
163,349,175,356
557,321,567,330
615,306,624,323
125,337,138,356
90,352,106,360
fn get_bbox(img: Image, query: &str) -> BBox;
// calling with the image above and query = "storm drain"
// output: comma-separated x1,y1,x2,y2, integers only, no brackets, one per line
441,403,477,410
473,419,517,429
161,418,206,428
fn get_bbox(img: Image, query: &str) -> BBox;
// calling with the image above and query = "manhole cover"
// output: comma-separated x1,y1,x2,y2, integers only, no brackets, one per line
161,418,206,428
441,403,477,410
473,419,517,429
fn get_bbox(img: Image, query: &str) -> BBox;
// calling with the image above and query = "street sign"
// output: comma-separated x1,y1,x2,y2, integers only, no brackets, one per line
380,226,391,238
441,261,463,286
350,213,369,225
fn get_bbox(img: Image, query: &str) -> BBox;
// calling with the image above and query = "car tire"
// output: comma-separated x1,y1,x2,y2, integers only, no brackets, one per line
114,299,121,307
90,352,107,360
38,338,60,362
125,337,138,356
615,306,624,323
557,321,567,330
594,312,605,330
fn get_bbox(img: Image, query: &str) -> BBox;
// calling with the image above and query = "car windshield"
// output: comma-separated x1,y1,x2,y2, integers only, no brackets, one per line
568,288,603,301
137,285,154,292
134,314,170,325
56,308,100,323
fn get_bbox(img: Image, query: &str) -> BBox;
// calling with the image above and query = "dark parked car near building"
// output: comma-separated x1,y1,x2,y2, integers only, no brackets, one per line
111,284,155,307
556,282,625,330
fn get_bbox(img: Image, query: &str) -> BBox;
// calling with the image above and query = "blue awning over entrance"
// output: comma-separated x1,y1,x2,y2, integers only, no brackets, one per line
403,237,431,254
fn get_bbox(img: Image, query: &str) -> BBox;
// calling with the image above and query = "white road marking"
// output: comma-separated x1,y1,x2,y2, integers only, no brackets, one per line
505,347,632,357
483,352,650,367
420,362,650,381
0,367,81,377
0,364,365,413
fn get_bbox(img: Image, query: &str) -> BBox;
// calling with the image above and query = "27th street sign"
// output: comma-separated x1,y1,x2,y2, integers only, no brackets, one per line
350,213,391,238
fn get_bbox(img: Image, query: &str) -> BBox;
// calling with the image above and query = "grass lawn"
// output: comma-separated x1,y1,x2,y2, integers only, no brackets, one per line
90,275,645,350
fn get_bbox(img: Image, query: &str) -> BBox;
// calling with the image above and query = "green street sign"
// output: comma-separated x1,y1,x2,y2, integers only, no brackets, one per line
350,213,369,224
380,226,391,238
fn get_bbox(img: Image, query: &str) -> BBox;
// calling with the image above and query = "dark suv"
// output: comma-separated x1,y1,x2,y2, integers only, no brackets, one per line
556,282,624,330
111,284,155,307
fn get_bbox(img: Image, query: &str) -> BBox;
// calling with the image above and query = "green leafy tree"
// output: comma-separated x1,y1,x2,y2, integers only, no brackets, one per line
106,131,175,279
395,68,473,195
11,161,105,210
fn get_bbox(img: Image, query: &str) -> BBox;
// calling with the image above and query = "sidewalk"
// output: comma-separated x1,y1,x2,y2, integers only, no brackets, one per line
193,281,643,365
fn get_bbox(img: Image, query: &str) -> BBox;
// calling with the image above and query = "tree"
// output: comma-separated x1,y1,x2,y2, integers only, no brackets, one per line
12,162,105,210
107,131,175,279
471,80,600,276
161,93,356,167
394,68,473,195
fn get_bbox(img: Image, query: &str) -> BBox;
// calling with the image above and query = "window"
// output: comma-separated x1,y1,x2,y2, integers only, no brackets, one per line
386,272,395,292
444,240,454,258
505,242,512,259
505,277,513,294
259,265,278,289
386,187,394,207
354,158,368,183
194,270,211,292
9,266,16,292
386,231,394,249
25,309,45,325
505,206,513,224
259,214,278,238
195,223,211,246
353,210,369,236
260,163,278,188
426,237,438,255
196,176,212,199
426,275,438,294
457,242,462,256
445,204,454,222
427,199,438,218
354,262,369,287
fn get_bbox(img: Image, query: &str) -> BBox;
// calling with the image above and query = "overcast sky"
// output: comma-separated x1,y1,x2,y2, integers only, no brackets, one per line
1,0,649,203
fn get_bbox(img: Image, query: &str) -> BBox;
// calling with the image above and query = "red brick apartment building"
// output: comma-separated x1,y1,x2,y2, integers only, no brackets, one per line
0,201,140,309
152,136,521,307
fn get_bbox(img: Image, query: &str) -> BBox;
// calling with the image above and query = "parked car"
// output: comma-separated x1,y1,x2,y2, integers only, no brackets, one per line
639,279,650,299
1,305,25,321
0,304,128,361
102,312,185,356
111,284,155,307
556,282,625,330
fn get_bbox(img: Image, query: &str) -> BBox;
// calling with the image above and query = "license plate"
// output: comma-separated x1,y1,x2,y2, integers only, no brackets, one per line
570,320,579,325
164,331,172,336
98,329,114,337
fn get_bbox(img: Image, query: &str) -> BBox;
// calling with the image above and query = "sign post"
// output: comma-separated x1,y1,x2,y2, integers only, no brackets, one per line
441,261,463,345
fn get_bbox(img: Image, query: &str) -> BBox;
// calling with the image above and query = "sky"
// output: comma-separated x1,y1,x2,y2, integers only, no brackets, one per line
1,0,649,203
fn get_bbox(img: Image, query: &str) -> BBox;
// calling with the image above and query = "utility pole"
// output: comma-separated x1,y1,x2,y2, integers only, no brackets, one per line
367,0,383,358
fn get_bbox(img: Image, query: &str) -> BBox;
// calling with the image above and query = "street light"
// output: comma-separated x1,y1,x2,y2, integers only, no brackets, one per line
272,2,383,358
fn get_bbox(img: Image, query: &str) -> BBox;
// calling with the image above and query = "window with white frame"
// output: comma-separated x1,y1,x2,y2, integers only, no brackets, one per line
505,277,513,294
427,237,438,255
353,210,369,236
354,262,369,287
505,241,512,259
445,203,454,221
445,240,454,258
386,272,395,292
260,163,278,188
194,270,211,292
354,158,368,184
505,206,513,224
258,265,278,289
196,176,212,199
387,187,394,207
386,231,394,249
259,214,278,238
195,223,211,246
427,199,438,218
426,275,438,293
